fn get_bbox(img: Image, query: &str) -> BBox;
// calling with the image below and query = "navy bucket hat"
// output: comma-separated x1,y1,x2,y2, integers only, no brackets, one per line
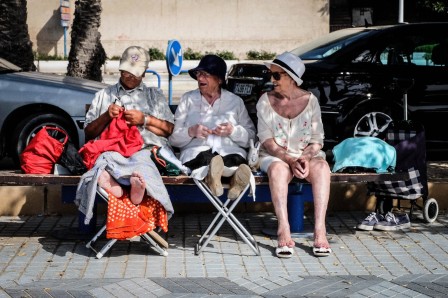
188,54,227,88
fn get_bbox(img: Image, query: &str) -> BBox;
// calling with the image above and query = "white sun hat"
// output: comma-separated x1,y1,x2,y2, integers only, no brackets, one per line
264,52,305,86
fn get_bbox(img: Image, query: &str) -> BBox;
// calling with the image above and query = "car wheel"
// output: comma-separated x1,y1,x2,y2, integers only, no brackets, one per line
353,111,393,138
10,113,75,167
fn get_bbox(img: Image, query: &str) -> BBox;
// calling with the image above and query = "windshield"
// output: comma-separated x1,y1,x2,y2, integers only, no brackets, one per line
0,58,21,72
290,28,376,60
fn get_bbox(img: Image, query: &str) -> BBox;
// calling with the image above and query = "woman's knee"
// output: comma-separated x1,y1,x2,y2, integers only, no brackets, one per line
308,158,330,181
267,162,291,181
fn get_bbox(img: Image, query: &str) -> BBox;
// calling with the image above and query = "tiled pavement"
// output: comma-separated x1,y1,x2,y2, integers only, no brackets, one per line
1,210,448,297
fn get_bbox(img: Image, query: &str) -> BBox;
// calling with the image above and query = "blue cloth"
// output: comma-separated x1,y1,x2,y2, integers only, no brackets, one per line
332,137,396,173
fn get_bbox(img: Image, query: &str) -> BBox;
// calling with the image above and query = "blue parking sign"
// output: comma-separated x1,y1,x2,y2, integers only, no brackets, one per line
166,40,183,76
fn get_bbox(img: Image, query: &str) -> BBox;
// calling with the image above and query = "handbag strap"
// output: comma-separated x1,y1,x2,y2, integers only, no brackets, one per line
44,126,69,146
151,146,167,167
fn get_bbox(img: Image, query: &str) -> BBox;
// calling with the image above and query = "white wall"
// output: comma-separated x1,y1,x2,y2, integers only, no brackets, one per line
27,0,329,59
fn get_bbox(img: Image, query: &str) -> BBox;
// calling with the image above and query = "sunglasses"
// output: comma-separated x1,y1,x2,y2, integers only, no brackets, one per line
270,71,287,81
194,70,212,78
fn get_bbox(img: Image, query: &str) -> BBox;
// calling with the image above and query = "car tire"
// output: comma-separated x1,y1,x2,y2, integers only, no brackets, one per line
353,111,393,138
10,113,75,167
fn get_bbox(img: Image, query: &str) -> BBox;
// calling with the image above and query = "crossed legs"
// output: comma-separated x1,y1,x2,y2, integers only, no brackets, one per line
98,170,146,205
267,157,331,251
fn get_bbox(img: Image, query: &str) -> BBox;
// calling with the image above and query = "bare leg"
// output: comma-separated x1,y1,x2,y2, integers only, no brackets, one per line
268,161,295,248
307,157,331,249
130,172,146,205
98,170,123,198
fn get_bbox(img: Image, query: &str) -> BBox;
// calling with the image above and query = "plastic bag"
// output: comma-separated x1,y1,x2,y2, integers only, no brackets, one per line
59,141,87,175
150,146,190,176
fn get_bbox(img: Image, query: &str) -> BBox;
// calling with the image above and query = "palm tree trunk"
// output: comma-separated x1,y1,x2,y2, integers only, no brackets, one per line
0,0,36,71
67,0,106,82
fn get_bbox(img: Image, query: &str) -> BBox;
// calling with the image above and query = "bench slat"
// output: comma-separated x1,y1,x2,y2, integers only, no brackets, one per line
0,170,409,186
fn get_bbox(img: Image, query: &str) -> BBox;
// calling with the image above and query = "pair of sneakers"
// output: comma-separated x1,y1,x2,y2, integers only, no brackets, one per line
205,155,251,200
357,211,411,231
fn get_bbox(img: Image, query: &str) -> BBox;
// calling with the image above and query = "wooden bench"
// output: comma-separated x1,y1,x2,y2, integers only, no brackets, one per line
0,170,409,236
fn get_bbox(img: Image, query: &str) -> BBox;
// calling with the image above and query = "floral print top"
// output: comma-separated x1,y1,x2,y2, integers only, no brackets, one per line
256,92,324,159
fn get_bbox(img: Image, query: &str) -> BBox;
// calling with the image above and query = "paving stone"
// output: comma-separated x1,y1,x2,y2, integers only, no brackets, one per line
1,212,448,297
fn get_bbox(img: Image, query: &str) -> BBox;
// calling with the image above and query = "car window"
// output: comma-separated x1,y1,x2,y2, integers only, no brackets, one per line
376,35,448,67
290,28,374,60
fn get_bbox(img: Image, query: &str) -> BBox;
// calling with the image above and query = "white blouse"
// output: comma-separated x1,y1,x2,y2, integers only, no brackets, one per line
169,89,256,163
256,92,324,159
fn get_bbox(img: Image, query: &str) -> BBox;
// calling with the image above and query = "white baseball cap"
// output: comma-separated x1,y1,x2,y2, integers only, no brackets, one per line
118,46,150,77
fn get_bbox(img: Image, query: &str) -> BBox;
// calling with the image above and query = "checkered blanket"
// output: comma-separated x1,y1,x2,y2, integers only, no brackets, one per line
368,122,428,200
368,167,424,200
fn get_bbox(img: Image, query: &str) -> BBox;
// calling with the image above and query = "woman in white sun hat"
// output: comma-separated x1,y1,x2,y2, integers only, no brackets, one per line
256,52,332,258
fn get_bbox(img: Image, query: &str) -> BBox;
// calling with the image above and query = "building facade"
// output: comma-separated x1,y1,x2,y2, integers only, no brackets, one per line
27,0,330,59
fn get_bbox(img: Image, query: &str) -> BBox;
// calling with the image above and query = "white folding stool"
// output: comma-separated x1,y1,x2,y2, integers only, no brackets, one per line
85,186,169,259
194,178,260,255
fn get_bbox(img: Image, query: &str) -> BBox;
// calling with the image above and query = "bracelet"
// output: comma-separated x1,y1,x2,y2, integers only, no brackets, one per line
142,114,148,127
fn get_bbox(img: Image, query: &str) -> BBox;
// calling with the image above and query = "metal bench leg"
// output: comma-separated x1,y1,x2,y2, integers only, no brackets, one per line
194,179,260,255
85,225,106,249
96,239,117,259
141,232,169,257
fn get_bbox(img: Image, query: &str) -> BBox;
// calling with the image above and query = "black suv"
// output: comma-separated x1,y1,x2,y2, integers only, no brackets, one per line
227,22,448,159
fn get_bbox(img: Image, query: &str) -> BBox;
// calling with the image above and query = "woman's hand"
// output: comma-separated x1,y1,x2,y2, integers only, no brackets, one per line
123,110,145,126
108,103,124,119
212,122,233,137
288,156,310,179
188,124,212,139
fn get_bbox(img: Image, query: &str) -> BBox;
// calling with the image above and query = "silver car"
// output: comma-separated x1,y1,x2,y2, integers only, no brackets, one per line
0,58,108,167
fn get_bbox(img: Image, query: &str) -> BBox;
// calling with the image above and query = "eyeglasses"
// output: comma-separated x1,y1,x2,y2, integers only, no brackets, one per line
194,70,212,78
270,71,287,81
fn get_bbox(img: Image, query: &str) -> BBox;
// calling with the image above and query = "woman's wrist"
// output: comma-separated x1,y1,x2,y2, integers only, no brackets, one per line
283,152,295,165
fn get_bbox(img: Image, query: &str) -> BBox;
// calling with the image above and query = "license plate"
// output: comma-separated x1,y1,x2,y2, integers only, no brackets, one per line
233,83,253,96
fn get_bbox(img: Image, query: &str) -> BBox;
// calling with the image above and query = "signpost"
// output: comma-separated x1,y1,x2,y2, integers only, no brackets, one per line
166,39,183,104
60,0,70,58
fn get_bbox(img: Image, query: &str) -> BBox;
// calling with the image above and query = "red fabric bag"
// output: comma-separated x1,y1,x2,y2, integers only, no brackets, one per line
20,126,68,174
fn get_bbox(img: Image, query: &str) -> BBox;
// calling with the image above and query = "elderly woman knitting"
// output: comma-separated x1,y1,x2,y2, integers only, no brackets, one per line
169,54,256,200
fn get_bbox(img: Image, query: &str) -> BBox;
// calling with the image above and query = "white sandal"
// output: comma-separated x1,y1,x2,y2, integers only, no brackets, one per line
275,246,294,258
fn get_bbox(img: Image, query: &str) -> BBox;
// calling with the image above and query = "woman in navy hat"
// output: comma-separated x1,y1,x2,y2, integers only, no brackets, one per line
170,54,256,200
257,52,332,258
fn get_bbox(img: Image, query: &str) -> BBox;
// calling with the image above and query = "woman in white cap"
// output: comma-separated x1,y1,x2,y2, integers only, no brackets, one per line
170,54,256,200
257,52,332,258
76,46,175,232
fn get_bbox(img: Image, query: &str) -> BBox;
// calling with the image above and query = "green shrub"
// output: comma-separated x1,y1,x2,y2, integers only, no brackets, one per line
206,50,237,60
183,47,203,60
246,50,276,60
34,52,66,61
148,47,165,60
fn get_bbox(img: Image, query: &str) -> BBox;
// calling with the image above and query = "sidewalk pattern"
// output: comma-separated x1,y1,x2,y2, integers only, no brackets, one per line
1,211,448,297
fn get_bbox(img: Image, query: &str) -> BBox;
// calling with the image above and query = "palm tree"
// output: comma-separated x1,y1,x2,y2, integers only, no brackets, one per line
0,0,36,71
67,0,106,82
